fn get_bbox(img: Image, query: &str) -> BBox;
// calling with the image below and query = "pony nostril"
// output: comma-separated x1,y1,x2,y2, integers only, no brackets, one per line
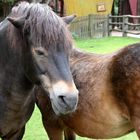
58,95,67,105
57,94,78,110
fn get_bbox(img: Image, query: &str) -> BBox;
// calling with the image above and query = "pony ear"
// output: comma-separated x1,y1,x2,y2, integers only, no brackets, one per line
7,17,26,28
62,14,77,25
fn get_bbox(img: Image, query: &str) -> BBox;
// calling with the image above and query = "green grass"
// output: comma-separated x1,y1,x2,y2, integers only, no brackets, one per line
23,106,48,140
74,37,140,53
23,36,139,140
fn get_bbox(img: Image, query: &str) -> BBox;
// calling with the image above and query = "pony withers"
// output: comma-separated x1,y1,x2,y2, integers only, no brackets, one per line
36,43,140,140
0,2,78,139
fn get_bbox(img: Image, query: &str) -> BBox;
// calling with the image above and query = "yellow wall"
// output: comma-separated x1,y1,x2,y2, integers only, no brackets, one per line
64,0,113,16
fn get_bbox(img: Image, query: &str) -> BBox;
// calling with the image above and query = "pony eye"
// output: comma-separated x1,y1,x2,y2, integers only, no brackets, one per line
34,47,47,57
35,49,45,56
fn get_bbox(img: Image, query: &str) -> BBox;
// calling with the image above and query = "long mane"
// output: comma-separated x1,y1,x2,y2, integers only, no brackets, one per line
8,2,72,51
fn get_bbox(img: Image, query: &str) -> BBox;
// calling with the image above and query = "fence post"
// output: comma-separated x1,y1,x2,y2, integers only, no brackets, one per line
88,14,92,38
107,14,112,36
122,15,128,37
102,20,106,37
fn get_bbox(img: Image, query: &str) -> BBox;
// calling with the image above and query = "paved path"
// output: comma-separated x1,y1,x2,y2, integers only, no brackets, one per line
111,31,140,38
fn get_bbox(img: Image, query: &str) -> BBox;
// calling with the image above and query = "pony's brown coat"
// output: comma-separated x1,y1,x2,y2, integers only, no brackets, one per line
36,44,140,139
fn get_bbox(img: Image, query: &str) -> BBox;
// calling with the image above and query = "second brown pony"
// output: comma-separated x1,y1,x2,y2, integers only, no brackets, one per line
36,43,140,140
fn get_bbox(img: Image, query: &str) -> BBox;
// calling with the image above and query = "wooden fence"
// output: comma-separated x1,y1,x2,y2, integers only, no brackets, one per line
70,14,140,38
108,15,140,37
69,14,108,39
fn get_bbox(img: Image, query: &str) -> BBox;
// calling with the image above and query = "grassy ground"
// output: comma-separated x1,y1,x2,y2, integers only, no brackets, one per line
74,37,140,53
22,36,140,140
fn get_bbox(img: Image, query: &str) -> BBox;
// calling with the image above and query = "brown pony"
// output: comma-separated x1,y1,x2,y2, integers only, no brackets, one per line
36,43,140,140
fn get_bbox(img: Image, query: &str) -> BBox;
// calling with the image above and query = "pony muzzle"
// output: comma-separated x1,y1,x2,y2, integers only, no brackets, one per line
50,81,79,115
